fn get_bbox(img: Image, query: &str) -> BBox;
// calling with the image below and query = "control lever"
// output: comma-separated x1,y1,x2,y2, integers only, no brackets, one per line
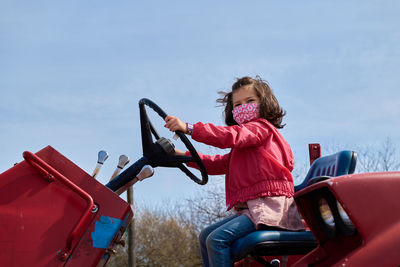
109,155,130,181
114,165,154,195
92,150,109,179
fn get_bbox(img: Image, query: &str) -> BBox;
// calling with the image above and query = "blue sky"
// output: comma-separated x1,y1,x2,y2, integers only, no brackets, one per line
1,1,399,207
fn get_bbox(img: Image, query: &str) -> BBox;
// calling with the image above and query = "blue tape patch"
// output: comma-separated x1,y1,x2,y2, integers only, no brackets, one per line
91,215,123,248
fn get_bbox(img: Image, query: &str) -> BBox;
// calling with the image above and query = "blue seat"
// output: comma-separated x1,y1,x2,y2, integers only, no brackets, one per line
294,150,357,192
231,150,357,263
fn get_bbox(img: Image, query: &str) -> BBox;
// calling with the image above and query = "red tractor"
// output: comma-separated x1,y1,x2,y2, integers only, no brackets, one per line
1,99,399,266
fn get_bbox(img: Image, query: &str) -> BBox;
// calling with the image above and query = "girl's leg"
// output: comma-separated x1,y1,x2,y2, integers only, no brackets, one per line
199,215,239,267
206,214,255,267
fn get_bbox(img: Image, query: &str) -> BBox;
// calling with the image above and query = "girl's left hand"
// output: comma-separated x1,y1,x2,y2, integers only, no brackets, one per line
174,148,186,156
164,115,187,133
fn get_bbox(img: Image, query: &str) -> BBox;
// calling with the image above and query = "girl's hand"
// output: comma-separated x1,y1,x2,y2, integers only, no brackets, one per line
174,148,186,156
164,115,187,133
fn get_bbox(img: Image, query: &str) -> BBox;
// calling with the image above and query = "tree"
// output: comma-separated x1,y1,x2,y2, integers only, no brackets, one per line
134,209,201,267
178,183,234,233
107,207,202,267
356,137,400,173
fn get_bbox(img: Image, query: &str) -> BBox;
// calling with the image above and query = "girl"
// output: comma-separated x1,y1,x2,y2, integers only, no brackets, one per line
164,76,304,267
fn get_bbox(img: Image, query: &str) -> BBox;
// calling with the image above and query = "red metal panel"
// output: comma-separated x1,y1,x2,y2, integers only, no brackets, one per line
308,143,321,166
293,172,400,266
0,146,132,267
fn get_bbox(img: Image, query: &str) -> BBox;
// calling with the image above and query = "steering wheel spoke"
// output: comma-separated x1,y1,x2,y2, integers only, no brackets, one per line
168,155,193,163
149,120,160,140
155,155,193,167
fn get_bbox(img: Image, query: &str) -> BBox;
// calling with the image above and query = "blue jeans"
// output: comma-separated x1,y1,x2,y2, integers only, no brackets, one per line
199,214,256,267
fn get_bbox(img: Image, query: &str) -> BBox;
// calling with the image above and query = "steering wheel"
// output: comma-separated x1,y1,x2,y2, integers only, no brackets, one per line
106,98,208,192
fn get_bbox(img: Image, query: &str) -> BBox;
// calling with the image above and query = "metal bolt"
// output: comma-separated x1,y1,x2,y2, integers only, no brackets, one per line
270,259,280,267
91,204,99,213
57,249,69,261
105,248,117,255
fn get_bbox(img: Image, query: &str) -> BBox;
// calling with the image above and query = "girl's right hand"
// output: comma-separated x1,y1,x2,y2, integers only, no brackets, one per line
164,115,187,133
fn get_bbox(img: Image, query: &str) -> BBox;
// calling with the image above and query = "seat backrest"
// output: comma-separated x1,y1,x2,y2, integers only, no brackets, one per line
294,150,357,192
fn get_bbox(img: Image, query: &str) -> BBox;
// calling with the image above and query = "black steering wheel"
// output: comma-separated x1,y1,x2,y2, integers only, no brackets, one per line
106,98,208,192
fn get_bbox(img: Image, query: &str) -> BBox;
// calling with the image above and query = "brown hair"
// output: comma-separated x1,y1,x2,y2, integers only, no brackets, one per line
217,76,286,128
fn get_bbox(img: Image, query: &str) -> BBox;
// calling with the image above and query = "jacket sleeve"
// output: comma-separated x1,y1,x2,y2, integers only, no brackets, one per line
185,151,229,175
192,119,273,149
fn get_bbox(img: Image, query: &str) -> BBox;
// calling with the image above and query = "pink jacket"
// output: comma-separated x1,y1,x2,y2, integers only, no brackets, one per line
187,118,295,210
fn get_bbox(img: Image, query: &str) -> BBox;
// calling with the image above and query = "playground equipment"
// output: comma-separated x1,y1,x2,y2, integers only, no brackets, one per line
1,99,399,266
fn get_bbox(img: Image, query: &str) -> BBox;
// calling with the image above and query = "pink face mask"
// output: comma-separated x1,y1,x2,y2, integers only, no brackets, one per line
232,103,260,124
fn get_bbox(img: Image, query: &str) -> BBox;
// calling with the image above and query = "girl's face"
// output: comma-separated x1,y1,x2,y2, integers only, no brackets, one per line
232,85,260,108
